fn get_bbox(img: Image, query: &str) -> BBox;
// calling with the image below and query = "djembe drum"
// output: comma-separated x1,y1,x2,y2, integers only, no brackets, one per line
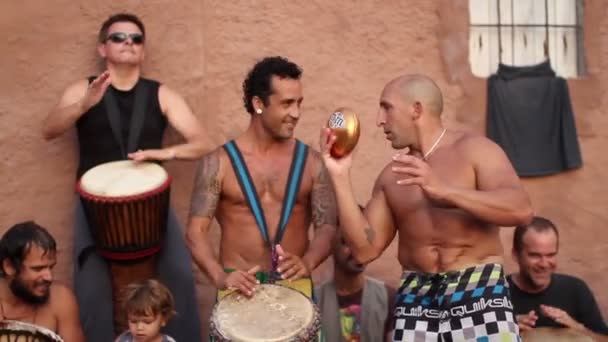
521,327,593,341
0,320,63,342
210,284,321,342
76,160,171,333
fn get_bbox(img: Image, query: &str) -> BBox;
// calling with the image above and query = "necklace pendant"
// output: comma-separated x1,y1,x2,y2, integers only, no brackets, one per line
423,128,447,160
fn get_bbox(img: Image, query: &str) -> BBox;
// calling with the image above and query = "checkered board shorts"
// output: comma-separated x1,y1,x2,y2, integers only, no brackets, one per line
391,263,521,342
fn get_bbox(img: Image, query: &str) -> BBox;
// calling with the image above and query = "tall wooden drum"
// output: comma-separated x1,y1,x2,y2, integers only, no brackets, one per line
76,160,171,333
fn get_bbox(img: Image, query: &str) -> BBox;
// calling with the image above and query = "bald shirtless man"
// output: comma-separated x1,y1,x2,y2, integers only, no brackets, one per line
321,74,533,341
186,56,336,300
0,221,84,342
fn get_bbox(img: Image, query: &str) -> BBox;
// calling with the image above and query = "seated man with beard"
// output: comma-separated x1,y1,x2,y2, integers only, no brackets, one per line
0,221,84,341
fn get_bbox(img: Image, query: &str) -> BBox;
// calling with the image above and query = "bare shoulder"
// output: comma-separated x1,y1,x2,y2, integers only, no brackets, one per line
158,84,188,111
194,146,229,181
158,83,179,100
453,131,507,161
48,282,85,341
50,282,76,299
452,130,521,188
306,147,324,174
190,146,229,217
307,146,322,161
49,282,78,308
278,141,323,180
204,144,229,162
374,162,397,193
304,147,330,188
306,147,337,229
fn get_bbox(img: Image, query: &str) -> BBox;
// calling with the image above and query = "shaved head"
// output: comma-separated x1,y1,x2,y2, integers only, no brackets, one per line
386,74,443,116
377,74,444,149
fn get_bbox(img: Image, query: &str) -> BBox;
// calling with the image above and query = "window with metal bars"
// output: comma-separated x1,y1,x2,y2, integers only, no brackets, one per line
468,0,585,78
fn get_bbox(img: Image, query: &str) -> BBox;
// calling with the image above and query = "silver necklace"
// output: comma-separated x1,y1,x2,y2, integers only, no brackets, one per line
423,128,447,160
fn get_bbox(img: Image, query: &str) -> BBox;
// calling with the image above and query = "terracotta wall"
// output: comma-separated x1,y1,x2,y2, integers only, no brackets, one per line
1,0,606,337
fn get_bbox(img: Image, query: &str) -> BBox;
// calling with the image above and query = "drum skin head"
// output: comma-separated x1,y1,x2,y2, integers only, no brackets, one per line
211,284,320,342
79,160,168,197
0,320,64,342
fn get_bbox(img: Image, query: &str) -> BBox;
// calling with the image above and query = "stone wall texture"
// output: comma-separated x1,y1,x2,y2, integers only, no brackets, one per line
1,0,606,337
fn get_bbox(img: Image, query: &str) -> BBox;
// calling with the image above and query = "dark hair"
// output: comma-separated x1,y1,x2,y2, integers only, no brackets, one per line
121,279,176,320
98,13,146,43
513,216,559,253
0,221,56,276
242,56,302,115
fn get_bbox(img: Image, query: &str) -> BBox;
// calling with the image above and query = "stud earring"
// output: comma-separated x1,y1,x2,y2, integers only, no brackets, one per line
256,108,262,114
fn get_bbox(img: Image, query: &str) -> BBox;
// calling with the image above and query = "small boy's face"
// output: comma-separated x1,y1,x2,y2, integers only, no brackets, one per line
127,313,165,342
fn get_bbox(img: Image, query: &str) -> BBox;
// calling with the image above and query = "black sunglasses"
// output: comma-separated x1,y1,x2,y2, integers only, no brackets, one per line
105,32,145,45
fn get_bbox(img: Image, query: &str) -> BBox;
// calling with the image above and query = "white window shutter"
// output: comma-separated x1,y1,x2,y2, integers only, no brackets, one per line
548,0,579,77
468,0,582,78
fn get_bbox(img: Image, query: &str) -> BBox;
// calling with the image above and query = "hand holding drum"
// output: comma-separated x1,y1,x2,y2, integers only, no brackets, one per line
326,107,360,158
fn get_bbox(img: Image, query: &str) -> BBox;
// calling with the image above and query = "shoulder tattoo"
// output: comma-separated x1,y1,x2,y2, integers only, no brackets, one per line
189,151,221,218
310,152,337,230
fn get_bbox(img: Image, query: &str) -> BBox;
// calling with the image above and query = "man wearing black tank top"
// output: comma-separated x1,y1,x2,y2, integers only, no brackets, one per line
43,13,207,342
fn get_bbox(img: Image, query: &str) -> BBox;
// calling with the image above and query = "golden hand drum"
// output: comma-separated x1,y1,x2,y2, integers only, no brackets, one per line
327,107,360,158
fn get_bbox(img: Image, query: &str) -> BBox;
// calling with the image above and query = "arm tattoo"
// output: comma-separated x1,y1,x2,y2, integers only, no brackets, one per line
364,226,375,244
189,150,221,218
311,153,337,230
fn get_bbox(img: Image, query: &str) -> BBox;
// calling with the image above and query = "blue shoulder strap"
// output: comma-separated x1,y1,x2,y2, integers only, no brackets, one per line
276,140,308,243
223,140,308,245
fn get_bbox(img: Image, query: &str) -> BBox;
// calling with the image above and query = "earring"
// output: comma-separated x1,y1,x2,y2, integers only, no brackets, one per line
256,108,262,114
